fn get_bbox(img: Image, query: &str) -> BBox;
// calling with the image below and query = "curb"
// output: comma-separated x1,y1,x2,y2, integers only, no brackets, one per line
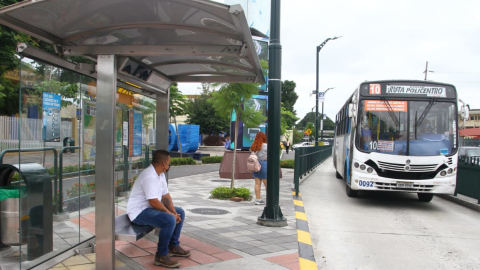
292,189,317,270
436,194,480,213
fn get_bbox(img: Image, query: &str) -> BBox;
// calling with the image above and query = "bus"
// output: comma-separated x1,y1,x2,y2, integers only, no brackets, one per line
333,80,466,202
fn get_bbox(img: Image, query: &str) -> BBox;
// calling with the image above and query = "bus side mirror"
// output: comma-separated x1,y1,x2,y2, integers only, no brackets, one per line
460,99,470,120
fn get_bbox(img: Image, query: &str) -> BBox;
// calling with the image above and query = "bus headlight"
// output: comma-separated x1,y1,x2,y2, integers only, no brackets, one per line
447,168,453,174
360,164,366,170
354,162,359,168
367,167,373,173
440,170,447,176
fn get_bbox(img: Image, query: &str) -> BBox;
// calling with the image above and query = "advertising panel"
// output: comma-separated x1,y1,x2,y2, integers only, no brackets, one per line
42,92,61,142
132,110,143,156
230,94,268,150
115,109,123,157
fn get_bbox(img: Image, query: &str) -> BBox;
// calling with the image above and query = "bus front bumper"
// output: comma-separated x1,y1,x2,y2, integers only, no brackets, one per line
350,171,456,194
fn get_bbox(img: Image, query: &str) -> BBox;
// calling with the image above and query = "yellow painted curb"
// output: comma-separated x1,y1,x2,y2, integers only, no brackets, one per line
293,200,304,206
295,211,307,221
297,230,312,245
292,191,301,196
299,257,317,269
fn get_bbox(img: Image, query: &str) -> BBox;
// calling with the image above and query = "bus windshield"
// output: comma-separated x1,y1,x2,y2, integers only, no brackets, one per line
357,100,457,156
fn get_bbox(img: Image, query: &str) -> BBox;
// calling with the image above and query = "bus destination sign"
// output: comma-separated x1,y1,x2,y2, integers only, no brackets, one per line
385,85,446,97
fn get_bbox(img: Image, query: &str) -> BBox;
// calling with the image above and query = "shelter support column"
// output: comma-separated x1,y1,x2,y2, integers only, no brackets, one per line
95,55,116,269
155,90,169,177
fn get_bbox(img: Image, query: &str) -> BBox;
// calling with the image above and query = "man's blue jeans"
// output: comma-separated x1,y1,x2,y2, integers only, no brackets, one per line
132,207,185,256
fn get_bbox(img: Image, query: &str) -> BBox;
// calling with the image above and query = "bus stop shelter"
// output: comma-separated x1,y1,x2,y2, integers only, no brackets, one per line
0,0,265,268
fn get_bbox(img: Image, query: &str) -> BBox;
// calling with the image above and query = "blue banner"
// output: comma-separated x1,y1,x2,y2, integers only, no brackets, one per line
132,111,142,156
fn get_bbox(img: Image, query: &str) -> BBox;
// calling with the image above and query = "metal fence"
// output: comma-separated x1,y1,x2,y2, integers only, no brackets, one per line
456,156,480,203
293,145,332,196
0,116,71,151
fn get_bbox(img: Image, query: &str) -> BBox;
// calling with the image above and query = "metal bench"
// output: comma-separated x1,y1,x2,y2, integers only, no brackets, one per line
115,213,154,242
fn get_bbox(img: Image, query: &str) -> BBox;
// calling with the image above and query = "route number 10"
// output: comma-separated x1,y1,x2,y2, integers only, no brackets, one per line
369,84,381,94
369,141,378,150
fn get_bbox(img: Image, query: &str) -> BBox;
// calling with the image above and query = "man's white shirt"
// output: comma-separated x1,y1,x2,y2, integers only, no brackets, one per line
127,164,168,221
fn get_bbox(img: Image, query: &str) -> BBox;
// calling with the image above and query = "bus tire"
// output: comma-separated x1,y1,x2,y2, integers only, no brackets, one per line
336,171,342,179
344,164,358,197
346,184,358,197
417,193,433,202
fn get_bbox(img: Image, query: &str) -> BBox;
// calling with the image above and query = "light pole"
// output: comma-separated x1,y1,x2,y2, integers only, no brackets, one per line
320,87,334,142
258,0,287,227
423,61,434,80
316,36,342,145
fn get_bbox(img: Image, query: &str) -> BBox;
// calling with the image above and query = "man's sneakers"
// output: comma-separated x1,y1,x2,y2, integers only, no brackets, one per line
169,245,191,257
154,254,180,268
154,247,190,268
254,199,265,205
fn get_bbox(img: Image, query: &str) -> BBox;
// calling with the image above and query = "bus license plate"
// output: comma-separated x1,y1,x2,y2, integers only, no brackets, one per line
397,181,414,189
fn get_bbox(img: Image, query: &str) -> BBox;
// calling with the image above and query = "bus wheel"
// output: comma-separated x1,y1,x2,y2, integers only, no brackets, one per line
417,193,433,202
336,171,342,179
346,184,358,197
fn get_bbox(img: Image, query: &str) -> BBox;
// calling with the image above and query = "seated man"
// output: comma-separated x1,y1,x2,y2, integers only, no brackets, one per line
127,150,190,268
224,135,231,150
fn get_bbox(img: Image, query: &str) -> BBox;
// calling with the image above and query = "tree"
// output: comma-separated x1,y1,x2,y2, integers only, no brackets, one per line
296,112,334,131
185,91,229,135
292,128,304,144
0,0,38,115
280,105,299,136
0,0,95,115
281,80,298,114
169,83,187,157
211,83,266,188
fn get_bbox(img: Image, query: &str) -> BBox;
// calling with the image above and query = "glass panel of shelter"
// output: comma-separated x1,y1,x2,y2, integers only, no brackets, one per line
0,56,154,269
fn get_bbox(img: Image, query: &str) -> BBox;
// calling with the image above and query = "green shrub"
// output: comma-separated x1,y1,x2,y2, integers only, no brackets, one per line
201,156,223,164
65,183,91,212
203,135,225,146
210,187,250,200
171,157,196,166
280,159,294,168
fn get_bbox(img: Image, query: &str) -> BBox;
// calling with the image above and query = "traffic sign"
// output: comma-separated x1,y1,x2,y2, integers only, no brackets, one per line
305,128,312,135
318,92,325,102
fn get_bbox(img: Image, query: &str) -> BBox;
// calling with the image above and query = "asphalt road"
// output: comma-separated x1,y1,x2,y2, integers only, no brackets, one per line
301,157,480,270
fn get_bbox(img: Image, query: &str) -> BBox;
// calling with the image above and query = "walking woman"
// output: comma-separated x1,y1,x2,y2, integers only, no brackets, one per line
250,132,267,205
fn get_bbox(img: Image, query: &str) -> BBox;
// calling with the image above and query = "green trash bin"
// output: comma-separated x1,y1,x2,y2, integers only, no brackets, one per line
0,186,28,246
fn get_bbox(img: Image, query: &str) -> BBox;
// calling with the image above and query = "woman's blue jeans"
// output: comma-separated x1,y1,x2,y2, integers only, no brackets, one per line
132,207,185,256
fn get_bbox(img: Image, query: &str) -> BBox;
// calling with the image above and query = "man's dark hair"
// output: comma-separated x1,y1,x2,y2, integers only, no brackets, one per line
152,150,170,164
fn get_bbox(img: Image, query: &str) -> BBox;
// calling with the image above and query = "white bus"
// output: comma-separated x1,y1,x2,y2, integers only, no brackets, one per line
333,80,465,202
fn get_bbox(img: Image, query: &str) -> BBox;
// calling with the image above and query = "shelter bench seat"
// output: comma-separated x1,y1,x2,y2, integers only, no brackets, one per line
115,213,154,242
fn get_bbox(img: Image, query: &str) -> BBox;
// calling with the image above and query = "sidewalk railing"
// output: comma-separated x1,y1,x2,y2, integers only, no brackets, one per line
456,156,480,203
293,145,332,196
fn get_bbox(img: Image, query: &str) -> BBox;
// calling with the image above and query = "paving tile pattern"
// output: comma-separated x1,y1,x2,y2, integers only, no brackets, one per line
45,168,300,269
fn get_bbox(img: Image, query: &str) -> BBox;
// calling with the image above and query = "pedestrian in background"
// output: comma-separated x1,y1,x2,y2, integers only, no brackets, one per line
285,140,290,154
223,135,231,150
250,132,267,205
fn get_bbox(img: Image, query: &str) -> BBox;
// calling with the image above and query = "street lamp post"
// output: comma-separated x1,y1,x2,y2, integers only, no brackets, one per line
320,87,334,142
315,36,342,145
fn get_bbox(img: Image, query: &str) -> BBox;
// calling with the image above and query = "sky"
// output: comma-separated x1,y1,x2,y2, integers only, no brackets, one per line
178,0,480,123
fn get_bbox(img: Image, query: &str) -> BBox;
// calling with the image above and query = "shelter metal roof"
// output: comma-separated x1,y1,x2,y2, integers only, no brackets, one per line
0,0,266,93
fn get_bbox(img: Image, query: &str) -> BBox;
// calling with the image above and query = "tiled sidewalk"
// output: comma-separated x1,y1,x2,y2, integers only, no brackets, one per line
49,169,299,270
